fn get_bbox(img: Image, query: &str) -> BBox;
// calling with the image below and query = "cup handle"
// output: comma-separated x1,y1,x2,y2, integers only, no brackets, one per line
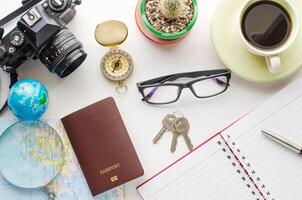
265,55,282,74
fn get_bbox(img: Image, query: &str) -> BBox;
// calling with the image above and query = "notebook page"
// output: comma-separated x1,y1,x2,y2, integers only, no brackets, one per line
221,79,302,200
137,135,260,200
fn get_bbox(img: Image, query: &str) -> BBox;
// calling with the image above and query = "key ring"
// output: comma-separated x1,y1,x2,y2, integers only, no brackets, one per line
116,81,128,94
173,111,184,118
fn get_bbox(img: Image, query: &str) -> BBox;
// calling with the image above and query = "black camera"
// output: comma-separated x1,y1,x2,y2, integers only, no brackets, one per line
0,0,87,78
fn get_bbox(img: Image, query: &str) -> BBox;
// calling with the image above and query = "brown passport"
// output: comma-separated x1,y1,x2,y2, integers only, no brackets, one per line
61,97,144,196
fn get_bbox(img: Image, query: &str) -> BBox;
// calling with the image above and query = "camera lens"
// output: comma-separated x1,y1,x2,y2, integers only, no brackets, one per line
39,29,87,78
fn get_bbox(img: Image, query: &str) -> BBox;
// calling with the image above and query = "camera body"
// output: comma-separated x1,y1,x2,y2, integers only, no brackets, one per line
0,0,87,78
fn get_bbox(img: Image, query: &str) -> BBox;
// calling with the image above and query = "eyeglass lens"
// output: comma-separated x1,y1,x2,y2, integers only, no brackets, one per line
192,76,228,97
143,85,180,104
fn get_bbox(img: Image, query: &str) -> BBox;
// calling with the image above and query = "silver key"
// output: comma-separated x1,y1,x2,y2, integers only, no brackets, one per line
153,114,176,144
174,117,193,151
170,129,179,153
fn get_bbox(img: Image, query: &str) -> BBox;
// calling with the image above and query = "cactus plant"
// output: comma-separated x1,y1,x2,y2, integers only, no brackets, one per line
159,0,184,19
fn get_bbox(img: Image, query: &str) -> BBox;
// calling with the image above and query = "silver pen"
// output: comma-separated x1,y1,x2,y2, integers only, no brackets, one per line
262,129,302,154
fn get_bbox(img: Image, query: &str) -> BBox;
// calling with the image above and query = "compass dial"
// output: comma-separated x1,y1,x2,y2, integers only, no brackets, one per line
101,49,133,81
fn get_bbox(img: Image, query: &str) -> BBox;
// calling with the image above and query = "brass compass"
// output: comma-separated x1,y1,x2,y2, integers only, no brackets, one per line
95,20,134,94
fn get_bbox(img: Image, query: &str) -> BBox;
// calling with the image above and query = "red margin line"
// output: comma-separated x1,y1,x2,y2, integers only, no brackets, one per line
220,134,266,200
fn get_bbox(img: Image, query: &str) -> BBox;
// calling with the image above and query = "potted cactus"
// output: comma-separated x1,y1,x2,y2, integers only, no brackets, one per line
160,0,184,20
135,0,198,44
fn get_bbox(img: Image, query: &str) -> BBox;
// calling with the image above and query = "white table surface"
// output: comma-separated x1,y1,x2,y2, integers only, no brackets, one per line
1,0,302,199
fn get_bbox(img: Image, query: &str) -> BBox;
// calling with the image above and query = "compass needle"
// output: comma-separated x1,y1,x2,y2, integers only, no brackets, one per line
112,56,121,72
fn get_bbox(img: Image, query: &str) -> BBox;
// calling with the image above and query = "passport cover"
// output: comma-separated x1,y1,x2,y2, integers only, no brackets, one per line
61,97,144,196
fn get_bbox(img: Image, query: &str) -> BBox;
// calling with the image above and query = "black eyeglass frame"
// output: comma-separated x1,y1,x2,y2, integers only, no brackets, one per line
137,69,232,105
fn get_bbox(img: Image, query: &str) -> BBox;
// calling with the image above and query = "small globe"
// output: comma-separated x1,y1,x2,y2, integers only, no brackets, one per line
8,79,49,120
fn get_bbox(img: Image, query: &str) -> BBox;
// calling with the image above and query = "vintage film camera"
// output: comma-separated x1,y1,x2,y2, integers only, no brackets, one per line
0,0,87,78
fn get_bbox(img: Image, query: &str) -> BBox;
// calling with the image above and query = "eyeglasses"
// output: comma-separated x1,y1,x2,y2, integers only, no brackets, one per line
137,69,231,105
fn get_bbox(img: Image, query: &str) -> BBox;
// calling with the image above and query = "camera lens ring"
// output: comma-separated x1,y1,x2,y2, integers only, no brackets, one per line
39,29,87,78
56,48,87,78
52,41,81,67
47,30,73,47
40,30,75,60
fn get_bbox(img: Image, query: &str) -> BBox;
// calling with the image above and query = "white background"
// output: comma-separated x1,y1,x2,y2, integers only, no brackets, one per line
1,0,302,199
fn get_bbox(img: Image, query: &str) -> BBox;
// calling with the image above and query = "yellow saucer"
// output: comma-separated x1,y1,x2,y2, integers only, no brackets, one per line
211,0,302,83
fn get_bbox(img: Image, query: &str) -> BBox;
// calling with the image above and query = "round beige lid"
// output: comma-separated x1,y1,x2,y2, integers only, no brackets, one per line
95,20,128,47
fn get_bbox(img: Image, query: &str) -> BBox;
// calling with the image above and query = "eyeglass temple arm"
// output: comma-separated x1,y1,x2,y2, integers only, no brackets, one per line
165,70,231,81
211,73,231,86
144,87,159,101
137,74,178,86
162,70,230,89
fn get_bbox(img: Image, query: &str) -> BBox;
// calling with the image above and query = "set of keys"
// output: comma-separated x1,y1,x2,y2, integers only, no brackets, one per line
153,113,194,153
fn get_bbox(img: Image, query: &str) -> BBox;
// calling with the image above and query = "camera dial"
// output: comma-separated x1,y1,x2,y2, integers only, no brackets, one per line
10,31,25,47
49,0,67,11
8,47,16,55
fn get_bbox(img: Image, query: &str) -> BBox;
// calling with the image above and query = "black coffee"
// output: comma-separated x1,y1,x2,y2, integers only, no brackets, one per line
242,1,291,49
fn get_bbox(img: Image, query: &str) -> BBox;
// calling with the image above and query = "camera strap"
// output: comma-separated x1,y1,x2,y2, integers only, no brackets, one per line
0,0,42,114
0,69,18,114
0,0,43,27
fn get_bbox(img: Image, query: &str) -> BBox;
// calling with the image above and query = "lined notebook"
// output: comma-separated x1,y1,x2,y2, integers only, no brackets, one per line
137,79,302,200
